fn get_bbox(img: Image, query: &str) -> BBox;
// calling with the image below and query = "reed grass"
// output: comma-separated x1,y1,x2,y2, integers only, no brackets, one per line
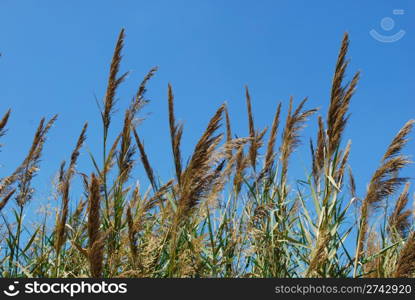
0,29,413,278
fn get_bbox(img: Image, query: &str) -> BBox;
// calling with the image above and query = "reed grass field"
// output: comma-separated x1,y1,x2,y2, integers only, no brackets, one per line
0,29,413,278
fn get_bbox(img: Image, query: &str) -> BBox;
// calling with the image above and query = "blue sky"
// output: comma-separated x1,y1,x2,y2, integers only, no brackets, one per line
0,0,413,218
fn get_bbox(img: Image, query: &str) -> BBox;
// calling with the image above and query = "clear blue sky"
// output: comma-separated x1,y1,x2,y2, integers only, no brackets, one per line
0,1,413,217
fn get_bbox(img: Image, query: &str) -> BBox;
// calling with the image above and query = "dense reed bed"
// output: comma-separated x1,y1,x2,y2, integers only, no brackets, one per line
0,30,413,278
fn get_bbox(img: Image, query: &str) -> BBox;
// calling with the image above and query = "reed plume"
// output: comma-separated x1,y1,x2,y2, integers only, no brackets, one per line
126,205,138,261
168,84,183,186
129,66,158,118
70,199,87,226
117,109,135,185
306,229,330,277
0,109,13,210
388,182,411,238
87,173,104,277
13,115,57,206
334,139,351,186
135,180,173,230
177,104,225,217
348,167,357,199
225,103,232,161
311,116,326,185
55,123,88,253
261,102,281,178
280,97,317,185
0,189,15,212
245,86,257,170
233,146,248,195
208,138,251,201
327,33,360,159
118,66,158,186
103,134,121,176
394,232,415,278
356,120,414,265
0,109,11,141
133,128,156,190
102,28,128,136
